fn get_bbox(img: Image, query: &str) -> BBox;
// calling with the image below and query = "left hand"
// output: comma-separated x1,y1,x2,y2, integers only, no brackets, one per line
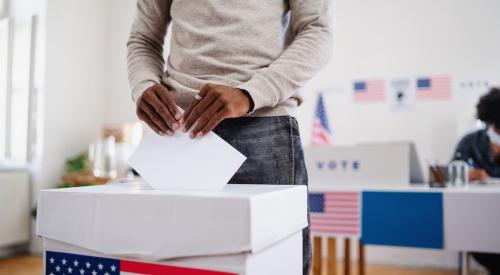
181,83,252,138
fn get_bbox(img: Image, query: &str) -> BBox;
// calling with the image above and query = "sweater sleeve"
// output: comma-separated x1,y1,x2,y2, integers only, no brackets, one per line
127,0,172,104
236,0,333,111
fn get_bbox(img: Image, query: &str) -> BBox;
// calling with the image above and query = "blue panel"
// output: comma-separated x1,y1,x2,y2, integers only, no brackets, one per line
417,78,431,88
354,82,366,91
361,191,443,249
308,193,325,213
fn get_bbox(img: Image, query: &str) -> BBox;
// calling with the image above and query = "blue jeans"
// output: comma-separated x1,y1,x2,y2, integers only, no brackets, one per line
213,116,311,275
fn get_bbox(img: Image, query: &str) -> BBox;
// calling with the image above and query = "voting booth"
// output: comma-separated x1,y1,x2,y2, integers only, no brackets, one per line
304,142,424,189
37,182,308,275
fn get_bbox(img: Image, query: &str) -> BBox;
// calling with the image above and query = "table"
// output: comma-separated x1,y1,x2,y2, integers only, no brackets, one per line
308,184,500,275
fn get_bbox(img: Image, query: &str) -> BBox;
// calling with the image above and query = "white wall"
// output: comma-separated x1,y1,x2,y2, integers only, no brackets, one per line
39,0,108,190
28,0,110,252
297,0,500,163
104,0,137,125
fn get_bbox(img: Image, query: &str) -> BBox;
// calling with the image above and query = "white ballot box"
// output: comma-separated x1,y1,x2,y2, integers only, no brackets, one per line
37,182,307,275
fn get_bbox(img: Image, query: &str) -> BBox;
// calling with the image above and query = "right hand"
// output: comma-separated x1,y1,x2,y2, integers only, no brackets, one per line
136,83,181,136
469,169,490,182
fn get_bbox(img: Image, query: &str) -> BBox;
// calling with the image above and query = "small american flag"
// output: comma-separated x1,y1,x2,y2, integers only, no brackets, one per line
45,251,236,275
309,192,361,236
311,93,332,145
353,80,385,102
416,76,451,100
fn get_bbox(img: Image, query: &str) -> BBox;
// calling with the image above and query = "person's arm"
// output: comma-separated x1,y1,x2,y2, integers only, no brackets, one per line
453,135,490,181
127,0,171,104
127,0,180,136
236,0,333,111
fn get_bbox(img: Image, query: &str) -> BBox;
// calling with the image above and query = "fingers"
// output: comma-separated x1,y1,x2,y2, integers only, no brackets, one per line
182,84,210,123
140,102,172,135
190,100,225,138
154,85,181,121
137,109,162,135
197,109,227,137
182,88,218,132
142,88,179,131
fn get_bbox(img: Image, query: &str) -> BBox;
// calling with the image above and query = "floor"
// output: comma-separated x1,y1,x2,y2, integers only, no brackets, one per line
0,255,465,275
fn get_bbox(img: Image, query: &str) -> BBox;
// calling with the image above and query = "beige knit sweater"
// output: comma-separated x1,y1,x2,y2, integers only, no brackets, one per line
127,0,333,117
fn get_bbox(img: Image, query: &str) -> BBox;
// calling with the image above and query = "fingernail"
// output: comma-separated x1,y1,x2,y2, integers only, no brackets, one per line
175,113,182,120
172,123,179,130
182,126,187,132
179,118,184,124
197,132,203,138
158,131,164,136
167,130,174,136
190,132,196,139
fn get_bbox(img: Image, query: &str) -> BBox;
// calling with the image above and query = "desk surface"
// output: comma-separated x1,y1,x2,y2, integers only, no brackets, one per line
309,182,500,193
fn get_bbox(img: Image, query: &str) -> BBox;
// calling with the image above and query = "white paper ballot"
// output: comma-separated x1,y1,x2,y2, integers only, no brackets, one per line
128,130,246,190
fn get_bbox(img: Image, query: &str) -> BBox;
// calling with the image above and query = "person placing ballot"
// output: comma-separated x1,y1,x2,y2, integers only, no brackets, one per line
126,1,333,275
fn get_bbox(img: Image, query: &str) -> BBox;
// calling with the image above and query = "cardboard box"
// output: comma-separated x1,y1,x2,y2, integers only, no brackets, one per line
37,182,307,261
43,231,302,275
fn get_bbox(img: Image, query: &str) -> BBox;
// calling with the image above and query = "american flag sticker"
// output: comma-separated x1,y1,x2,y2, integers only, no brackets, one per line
416,75,451,100
45,251,237,275
309,192,361,236
353,79,385,102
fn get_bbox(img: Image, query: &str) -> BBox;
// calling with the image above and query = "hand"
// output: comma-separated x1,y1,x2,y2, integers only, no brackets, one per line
181,83,252,138
469,169,490,182
136,83,181,136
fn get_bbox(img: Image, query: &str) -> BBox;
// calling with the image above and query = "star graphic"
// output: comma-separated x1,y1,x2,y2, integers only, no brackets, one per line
97,263,103,270
68,267,73,273
62,259,67,265
79,269,85,275
92,271,97,275
50,273,55,275
55,265,61,272
104,273,110,275
110,265,116,272
85,262,91,269
49,257,55,264
74,260,79,267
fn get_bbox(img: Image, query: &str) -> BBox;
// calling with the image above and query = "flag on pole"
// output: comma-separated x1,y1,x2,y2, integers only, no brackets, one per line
311,93,332,145
45,251,237,275
416,75,451,100
309,192,361,236
353,79,385,102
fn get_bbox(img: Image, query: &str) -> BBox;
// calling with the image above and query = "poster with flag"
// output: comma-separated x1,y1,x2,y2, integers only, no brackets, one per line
353,79,385,102
416,75,452,100
309,192,361,237
311,93,332,145
45,251,237,275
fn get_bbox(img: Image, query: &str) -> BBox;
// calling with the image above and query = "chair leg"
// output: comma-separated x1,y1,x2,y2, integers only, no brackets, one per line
327,238,337,275
344,238,351,275
312,236,322,275
358,239,365,275
460,251,470,275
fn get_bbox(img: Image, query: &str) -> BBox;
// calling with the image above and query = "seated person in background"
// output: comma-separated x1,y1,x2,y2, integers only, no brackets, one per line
452,87,500,275
453,87,500,182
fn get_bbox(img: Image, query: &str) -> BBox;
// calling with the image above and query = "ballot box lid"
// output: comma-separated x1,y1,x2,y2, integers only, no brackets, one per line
36,182,307,261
